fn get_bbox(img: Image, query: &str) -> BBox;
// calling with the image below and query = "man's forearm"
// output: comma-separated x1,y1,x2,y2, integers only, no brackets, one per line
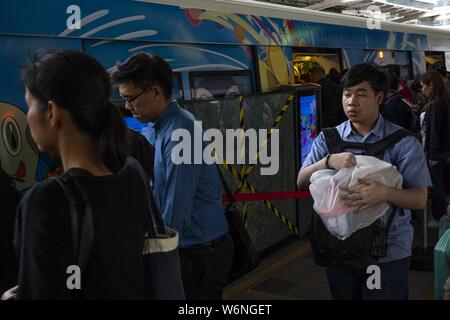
297,157,327,190
384,186,428,210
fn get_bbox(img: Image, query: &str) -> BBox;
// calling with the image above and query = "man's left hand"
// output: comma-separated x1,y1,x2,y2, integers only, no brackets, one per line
341,178,388,214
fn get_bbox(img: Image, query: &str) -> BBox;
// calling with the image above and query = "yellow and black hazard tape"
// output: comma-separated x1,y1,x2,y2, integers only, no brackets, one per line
237,94,294,193
237,95,250,227
219,157,299,235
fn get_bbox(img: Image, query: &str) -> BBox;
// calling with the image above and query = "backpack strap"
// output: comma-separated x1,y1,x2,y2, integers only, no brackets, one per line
385,204,397,230
68,176,94,273
322,127,370,154
364,129,412,158
322,128,344,154
323,127,414,158
52,176,94,273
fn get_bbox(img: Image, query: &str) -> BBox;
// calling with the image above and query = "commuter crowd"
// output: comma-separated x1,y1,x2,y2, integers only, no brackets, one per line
0,49,449,300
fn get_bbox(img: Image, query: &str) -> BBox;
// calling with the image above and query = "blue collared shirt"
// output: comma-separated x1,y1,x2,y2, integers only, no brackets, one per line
152,100,228,247
302,115,432,263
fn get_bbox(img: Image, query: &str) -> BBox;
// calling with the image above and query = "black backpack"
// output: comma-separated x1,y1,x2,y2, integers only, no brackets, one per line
0,167,21,292
310,127,414,268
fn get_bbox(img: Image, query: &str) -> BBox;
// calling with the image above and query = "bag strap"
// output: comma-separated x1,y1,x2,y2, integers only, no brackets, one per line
323,127,413,158
323,127,370,153
364,129,412,157
68,176,94,271
216,165,235,208
52,176,94,272
322,128,344,154
52,177,79,263
385,204,397,231
129,157,165,237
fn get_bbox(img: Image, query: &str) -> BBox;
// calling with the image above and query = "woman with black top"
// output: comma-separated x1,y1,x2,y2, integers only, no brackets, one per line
1,50,148,299
420,71,450,223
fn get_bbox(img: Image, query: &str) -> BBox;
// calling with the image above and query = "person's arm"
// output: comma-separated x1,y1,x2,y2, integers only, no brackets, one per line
428,100,446,161
16,183,73,300
341,136,431,214
341,179,427,214
159,136,200,236
297,157,327,190
297,152,357,189
297,131,329,190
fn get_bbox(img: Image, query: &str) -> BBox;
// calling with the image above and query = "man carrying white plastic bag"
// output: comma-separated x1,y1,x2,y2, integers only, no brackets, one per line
297,64,431,300
310,155,403,240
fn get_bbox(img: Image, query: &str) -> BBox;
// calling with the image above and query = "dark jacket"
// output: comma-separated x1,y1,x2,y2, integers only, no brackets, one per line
318,77,346,129
127,128,155,182
424,97,450,160
14,161,148,299
380,93,417,132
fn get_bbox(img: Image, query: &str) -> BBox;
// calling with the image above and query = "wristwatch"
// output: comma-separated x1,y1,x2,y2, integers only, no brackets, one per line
325,154,333,170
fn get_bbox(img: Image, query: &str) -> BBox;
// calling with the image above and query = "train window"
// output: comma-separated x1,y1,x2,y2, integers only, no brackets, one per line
172,72,184,100
111,72,184,102
189,70,253,100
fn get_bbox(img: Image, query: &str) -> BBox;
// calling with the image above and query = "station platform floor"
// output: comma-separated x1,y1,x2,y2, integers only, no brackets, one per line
223,239,434,300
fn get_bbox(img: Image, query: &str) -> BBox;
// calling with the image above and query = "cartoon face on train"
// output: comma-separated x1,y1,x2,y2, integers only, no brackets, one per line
194,77,241,100
0,102,39,191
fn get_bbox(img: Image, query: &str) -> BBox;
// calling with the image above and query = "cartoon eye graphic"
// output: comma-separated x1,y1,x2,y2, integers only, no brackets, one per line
2,116,22,156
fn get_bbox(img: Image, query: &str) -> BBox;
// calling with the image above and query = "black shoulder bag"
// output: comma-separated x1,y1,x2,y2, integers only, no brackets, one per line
217,166,259,283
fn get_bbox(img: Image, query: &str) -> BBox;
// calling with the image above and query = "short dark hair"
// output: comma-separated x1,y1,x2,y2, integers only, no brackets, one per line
310,66,326,78
385,71,400,92
428,63,447,77
111,52,173,99
341,63,388,95
386,64,400,78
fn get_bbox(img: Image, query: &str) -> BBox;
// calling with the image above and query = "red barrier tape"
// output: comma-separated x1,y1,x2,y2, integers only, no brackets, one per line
222,191,310,202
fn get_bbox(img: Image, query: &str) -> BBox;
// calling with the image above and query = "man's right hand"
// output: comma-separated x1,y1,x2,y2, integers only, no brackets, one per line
328,152,357,170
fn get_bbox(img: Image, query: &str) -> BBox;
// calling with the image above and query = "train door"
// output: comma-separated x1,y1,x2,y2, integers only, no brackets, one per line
425,51,447,71
376,50,413,81
291,48,343,84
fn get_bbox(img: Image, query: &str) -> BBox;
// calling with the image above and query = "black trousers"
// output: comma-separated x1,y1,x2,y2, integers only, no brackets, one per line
179,233,234,300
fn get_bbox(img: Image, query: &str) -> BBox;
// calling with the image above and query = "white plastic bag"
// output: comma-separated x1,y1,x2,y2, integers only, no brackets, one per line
309,155,403,240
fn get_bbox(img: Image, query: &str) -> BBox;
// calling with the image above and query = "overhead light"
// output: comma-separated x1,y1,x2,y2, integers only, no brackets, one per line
378,51,384,59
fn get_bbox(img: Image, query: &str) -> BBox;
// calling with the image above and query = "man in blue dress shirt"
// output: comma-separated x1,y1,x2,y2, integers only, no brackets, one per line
297,63,431,299
112,53,233,300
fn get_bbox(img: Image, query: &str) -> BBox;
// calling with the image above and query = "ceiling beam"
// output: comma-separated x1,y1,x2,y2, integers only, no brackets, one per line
304,0,343,10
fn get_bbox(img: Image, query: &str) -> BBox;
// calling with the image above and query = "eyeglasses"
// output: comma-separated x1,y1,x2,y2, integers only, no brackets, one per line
120,87,150,104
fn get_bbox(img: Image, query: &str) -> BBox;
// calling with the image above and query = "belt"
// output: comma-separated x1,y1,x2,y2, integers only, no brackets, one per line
179,233,229,255
196,232,229,247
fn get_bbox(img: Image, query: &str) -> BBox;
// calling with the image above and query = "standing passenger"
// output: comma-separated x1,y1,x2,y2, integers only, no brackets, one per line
380,71,419,133
297,63,431,300
2,50,150,299
111,53,234,300
310,66,346,129
420,71,450,223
